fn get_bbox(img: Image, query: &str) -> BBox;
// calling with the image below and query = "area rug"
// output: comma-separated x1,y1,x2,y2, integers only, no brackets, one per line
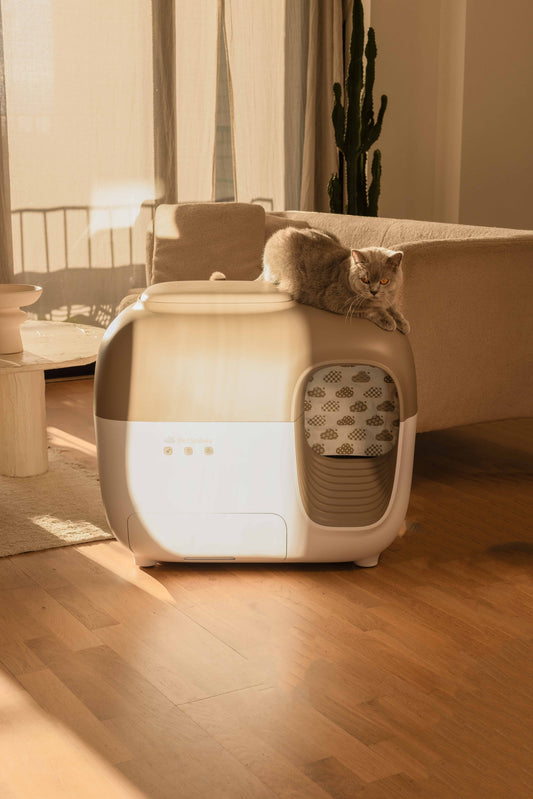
0,449,113,558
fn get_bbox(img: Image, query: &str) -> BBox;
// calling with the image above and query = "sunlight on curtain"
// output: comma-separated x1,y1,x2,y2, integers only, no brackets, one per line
224,0,343,212
2,0,155,326
175,0,218,202
224,0,287,210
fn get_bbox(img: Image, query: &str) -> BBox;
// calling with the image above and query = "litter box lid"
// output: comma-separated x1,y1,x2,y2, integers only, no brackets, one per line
141,280,293,313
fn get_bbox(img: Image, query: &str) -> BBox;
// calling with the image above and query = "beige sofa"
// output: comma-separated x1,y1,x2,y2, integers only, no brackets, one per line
130,202,533,434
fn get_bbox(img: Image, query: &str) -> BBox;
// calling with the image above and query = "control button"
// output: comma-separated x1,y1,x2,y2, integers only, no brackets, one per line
163,446,173,456
204,446,214,455
184,446,194,456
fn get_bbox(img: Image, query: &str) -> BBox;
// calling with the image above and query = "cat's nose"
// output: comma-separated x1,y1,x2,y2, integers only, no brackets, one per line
370,288,378,295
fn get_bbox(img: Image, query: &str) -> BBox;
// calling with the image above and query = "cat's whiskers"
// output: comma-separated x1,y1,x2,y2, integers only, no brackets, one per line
343,294,366,323
342,296,356,322
345,294,368,319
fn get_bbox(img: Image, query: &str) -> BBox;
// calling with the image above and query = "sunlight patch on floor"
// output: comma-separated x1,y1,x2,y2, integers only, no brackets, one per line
77,541,179,607
47,427,97,456
0,670,147,799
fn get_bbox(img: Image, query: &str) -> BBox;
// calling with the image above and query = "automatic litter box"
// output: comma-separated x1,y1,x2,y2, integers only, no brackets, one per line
94,281,417,567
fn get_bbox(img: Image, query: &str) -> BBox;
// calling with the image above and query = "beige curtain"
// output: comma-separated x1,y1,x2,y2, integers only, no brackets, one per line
1,0,155,324
174,0,219,202
299,0,344,211
224,0,344,212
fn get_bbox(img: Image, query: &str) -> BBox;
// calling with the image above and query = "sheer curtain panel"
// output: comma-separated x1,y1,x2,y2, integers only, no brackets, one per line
1,0,155,326
224,0,343,211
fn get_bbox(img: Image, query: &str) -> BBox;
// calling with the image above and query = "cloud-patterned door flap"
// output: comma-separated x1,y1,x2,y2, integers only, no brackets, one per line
304,365,399,457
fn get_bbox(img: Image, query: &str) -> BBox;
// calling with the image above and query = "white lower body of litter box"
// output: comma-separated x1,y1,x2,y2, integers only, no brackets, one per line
95,416,416,566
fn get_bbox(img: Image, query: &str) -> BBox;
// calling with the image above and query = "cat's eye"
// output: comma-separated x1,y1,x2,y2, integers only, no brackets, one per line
360,276,369,284
380,278,389,285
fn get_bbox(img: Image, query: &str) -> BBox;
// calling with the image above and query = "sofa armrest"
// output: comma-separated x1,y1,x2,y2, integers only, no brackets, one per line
400,237,533,431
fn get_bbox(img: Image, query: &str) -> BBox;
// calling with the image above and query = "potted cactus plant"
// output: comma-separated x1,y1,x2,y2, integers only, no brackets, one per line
328,0,387,216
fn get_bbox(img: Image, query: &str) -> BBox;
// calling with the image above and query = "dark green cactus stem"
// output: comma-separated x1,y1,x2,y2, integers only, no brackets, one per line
327,173,343,215
344,0,364,182
331,83,345,151
368,149,382,216
328,0,387,216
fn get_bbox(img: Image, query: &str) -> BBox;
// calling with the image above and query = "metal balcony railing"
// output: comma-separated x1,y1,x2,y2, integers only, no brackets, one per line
11,201,156,327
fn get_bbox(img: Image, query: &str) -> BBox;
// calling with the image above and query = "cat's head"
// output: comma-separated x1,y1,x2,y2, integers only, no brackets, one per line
349,247,403,303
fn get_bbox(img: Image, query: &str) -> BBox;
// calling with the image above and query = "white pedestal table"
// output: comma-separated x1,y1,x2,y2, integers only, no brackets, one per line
0,320,104,477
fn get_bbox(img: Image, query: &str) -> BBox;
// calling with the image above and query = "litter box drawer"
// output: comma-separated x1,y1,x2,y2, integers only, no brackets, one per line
128,512,287,560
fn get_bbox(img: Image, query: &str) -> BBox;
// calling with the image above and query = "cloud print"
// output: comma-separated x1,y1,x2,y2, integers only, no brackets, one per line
364,387,383,398
320,428,338,440
323,369,342,383
336,386,354,398
336,443,354,455
377,400,396,412
352,371,371,382
337,415,355,426
322,400,340,412
307,415,326,426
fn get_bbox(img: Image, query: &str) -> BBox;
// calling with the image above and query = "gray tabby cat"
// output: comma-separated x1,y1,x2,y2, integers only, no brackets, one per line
261,227,410,333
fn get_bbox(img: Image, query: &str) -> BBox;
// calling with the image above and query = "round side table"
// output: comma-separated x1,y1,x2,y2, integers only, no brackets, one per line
0,320,104,477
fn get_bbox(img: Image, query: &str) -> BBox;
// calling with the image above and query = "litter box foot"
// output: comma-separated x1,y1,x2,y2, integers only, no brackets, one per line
134,555,157,568
355,554,379,568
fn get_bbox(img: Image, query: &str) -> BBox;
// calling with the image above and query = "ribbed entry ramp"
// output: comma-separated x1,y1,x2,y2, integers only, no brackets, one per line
295,420,398,527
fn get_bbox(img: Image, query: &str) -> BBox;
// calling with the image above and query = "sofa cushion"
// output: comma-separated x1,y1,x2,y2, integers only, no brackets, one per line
151,202,266,283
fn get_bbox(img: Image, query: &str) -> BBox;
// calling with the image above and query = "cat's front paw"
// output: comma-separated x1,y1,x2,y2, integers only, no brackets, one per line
396,318,411,335
376,314,396,331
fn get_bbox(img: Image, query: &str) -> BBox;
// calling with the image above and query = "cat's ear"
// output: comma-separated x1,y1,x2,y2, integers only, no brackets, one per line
387,251,403,269
351,249,366,264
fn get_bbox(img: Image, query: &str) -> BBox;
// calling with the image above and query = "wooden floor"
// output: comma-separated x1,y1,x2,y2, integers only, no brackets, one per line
1,377,532,798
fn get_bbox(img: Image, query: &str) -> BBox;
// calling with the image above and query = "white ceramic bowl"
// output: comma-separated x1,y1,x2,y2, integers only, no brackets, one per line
0,284,43,309
0,284,43,354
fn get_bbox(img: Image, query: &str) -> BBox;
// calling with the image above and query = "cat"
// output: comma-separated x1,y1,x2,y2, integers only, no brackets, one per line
210,226,410,334
262,227,410,333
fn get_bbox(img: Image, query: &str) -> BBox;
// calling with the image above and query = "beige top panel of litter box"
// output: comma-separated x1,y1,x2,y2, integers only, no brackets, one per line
141,280,294,312
95,282,417,423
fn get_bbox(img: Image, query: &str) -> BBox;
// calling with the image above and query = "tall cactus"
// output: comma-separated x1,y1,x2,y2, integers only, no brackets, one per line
328,0,387,216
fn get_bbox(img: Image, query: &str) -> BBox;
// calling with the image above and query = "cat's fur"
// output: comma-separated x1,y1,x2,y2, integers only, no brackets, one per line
261,227,410,333
210,226,410,333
